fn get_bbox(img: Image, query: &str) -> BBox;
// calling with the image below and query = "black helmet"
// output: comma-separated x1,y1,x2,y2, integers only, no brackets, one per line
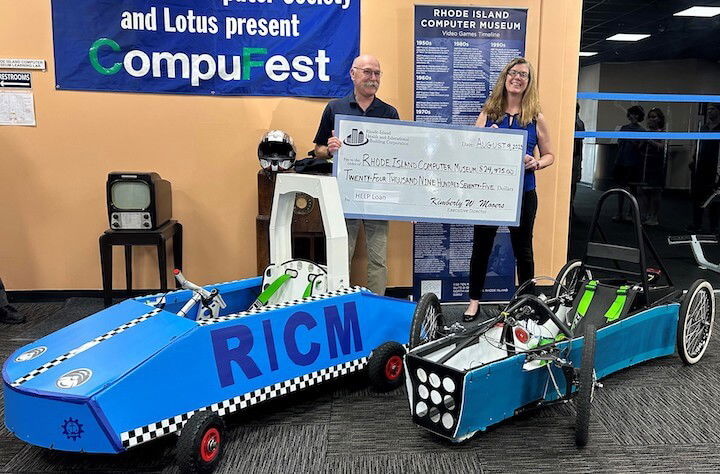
258,130,296,172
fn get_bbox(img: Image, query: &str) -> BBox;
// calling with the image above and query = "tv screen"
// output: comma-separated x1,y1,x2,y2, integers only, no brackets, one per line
111,181,151,210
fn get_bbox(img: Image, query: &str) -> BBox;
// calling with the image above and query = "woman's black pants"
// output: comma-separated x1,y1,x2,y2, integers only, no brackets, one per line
469,190,538,300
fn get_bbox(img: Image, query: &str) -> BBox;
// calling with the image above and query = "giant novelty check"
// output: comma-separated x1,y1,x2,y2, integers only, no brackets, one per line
333,115,528,226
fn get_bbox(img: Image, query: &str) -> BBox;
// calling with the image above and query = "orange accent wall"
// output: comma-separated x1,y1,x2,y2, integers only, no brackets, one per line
0,0,580,291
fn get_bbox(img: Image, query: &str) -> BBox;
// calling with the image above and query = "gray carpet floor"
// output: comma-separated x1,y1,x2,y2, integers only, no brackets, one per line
2,298,720,473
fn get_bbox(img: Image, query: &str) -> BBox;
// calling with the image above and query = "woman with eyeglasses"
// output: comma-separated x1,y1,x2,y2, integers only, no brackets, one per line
464,57,555,321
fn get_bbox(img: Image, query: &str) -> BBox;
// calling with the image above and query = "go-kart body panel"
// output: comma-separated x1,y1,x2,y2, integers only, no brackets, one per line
3,277,416,453
406,302,680,441
4,383,121,453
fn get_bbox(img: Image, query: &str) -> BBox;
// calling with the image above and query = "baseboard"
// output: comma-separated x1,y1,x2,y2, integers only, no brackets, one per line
8,285,551,303
9,286,417,303
7,289,167,303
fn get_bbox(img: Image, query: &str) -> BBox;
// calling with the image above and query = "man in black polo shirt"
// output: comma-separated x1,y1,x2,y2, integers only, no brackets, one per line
313,54,399,295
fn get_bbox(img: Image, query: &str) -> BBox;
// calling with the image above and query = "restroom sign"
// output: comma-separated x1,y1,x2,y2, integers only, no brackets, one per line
0,72,31,88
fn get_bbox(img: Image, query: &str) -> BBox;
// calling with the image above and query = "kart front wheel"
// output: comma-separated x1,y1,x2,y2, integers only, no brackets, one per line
678,279,715,365
368,341,406,392
409,293,444,349
575,324,597,448
177,410,225,474
553,259,592,300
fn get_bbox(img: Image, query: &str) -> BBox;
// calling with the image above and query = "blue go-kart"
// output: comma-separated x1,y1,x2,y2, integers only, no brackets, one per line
404,189,714,445
3,174,415,473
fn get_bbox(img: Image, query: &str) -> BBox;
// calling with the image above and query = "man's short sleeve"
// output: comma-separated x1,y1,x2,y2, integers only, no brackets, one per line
388,105,400,120
313,103,334,146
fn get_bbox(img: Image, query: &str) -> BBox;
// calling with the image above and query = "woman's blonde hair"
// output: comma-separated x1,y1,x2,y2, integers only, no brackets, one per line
482,57,540,127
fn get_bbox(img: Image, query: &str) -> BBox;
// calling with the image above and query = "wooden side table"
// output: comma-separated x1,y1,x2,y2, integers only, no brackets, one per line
99,220,183,307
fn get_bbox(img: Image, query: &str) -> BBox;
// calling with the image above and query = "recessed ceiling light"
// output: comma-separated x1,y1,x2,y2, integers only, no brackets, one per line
674,6,720,17
607,33,651,41
579,52,598,57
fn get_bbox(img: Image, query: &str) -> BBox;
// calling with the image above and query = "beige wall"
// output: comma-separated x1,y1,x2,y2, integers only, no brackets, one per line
0,0,580,291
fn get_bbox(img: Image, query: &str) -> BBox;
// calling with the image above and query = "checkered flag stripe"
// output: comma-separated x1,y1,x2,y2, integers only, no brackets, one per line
11,308,163,387
120,356,369,449
197,286,366,326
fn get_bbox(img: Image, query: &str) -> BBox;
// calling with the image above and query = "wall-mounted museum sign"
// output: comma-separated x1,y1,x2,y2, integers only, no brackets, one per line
412,4,528,303
50,0,359,97
0,59,46,70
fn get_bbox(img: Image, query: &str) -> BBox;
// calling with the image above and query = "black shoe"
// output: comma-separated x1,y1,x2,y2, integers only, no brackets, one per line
463,309,479,322
0,305,25,324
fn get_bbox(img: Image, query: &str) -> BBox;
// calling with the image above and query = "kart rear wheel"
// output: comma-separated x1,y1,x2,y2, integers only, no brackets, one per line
575,324,597,448
553,259,592,300
677,279,715,365
177,410,225,474
368,341,406,392
410,293,443,349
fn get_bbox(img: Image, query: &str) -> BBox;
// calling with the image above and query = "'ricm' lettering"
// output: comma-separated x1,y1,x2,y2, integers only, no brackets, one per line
211,302,363,388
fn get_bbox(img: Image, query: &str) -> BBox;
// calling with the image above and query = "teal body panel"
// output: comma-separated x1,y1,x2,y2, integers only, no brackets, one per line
408,303,681,440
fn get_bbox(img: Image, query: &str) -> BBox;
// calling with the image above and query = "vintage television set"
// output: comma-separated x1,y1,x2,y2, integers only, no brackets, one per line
106,172,172,230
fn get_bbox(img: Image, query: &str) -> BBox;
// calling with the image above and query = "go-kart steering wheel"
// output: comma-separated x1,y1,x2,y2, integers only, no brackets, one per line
503,294,573,339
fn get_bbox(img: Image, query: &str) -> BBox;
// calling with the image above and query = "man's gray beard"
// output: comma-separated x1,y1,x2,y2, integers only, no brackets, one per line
363,81,379,89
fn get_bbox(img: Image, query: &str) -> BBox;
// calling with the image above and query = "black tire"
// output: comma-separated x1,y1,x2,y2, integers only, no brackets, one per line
367,341,406,392
575,324,597,448
177,410,225,474
410,293,443,349
677,279,715,365
553,259,592,300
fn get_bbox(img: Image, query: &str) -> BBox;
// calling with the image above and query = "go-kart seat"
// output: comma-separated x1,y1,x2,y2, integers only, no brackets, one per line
251,259,328,309
567,280,638,336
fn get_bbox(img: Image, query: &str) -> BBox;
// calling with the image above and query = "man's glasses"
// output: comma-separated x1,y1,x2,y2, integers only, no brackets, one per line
353,67,383,78
507,69,529,79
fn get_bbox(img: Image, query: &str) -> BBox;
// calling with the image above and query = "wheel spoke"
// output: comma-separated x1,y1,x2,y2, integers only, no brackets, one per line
420,307,438,342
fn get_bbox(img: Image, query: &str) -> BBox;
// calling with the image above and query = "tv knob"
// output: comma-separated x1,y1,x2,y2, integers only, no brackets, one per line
143,222,151,228
112,222,119,228
112,214,118,220
143,214,150,219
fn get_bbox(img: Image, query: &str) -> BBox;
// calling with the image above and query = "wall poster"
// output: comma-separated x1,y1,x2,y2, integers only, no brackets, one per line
412,4,528,302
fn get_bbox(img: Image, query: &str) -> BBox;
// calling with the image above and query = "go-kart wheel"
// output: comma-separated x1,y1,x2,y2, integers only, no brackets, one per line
409,293,443,349
575,324,597,448
368,341,406,392
553,259,592,300
177,410,225,474
677,279,715,365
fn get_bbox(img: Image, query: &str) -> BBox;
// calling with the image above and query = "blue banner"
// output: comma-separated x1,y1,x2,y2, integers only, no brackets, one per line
412,5,527,303
51,0,359,97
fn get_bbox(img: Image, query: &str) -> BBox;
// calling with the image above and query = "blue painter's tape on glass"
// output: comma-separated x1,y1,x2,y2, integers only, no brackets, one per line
577,92,720,103
575,131,720,140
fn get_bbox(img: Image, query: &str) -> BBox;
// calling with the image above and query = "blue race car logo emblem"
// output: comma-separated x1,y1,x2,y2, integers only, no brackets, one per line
62,418,84,441
56,368,93,389
15,346,47,362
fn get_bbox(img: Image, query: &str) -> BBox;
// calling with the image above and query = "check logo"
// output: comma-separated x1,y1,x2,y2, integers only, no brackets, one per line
343,128,369,146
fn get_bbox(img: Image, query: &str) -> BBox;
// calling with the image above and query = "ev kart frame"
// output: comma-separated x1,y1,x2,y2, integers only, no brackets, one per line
404,189,714,445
